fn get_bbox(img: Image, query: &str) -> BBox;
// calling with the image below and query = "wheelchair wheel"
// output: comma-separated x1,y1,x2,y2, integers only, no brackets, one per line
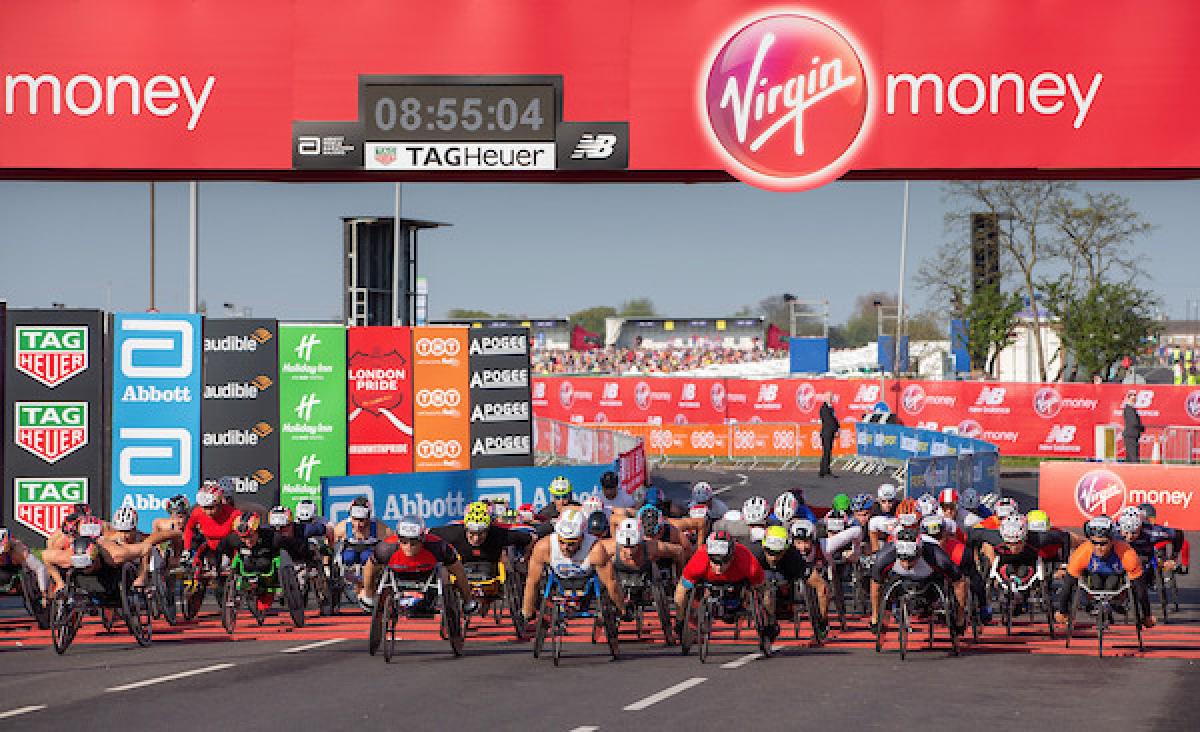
183,578,206,621
101,606,118,632
698,599,712,664
1155,564,1169,625
1133,590,1145,653
19,567,49,630
805,583,825,646
506,570,527,640
897,597,909,661
368,587,390,655
652,583,674,646
382,591,398,663
679,590,696,656
221,579,238,635
442,587,465,658
149,549,177,626
946,585,961,657
551,604,564,667
281,553,306,628
753,593,772,658
601,595,620,661
1041,581,1056,639
532,594,550,659
51,591,80,655
120,563,153,647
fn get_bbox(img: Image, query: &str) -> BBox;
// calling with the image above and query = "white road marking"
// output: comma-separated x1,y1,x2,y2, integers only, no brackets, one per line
106,663,234,692
568,727,600,732
0,706,46,720
623,677,708,711
280,638,345,653
713,486,731,495
719,643,783,669
714,474,748,495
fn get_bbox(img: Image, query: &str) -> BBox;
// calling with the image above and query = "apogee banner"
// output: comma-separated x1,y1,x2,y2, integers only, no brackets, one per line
412,327,470,472
110,313,202,524
468,327,533,469
278,324,346,511
2,309,106,544
201,319,280,506
347,326,413,475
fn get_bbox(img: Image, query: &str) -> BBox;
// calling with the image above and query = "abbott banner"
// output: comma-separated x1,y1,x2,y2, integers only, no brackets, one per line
279,324,346,511
468,327,532,469
3,309,106,544
202,319,280,506
110,313,202,523
347,327,413,474
321,463,610,528
1040,461,1200,532
412,327,470,472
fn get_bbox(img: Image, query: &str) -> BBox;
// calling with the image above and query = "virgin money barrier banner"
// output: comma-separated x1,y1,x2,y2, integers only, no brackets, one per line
412,327,470,472
110,313,202,524
321,463,610,528
201,319,280,506
278,324,346,511
468,327,533,469
2,309,106,543
1040,461,1200,532
347,327,413,475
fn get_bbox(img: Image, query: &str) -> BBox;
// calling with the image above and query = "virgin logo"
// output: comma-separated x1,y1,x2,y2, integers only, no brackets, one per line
1186,390,1200,421
1033,387,1063,419
559,381,574,409
795,382,817,412
1074,469,1126,518
710,382,726,410
635,381,652,410
703,13,869,191
901,384,926,414
956,419,983,439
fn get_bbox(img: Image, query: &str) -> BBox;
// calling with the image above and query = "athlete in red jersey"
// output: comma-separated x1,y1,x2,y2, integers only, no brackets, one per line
182,484,240,558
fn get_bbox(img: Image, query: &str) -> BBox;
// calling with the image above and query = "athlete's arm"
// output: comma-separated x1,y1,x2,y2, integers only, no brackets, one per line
521,538,551,619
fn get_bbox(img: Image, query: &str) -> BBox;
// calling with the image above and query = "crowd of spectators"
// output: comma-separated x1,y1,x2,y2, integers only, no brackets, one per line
533,346,787,374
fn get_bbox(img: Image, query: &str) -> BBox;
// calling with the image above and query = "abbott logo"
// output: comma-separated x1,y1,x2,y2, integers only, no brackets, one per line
294,333,321,362
120,319,194,378
703,13,869,191
417,440,463,460
416,388,462,408
415,337,461,357
326,483,374,524
118,427,192,487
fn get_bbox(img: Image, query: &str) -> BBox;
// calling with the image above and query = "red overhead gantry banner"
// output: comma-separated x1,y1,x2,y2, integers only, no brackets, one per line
1,2,1199,190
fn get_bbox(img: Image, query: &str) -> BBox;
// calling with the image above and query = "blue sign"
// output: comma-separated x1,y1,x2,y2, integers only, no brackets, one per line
788,337,829,374
856,421,998,462
905,456,959,497
950,319,971,373
322,464,611,527
110,314,202,524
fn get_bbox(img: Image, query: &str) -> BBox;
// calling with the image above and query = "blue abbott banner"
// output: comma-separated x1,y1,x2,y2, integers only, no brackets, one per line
110,314,202,523
321,463,610,527
905,456,960,497
856,421,998,461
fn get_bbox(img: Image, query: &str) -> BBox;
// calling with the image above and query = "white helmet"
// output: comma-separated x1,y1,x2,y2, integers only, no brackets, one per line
295,500,317,522
395,514,425,540
691,482,714,503
774,492,797,523
877,483,898,501
615,518,643,547
581,495,604,517
824,512,847,533
960,488,980,511
790,519,817,540
722,509,743,523
195,485,219,508
999,514,1028,543
689,504,709,519
980,492,1000,510
555,508,586,540
1117,510,1142,536
994,497,1019,519
112,507,138,532
916,493,938,517
897,512,920,530
742,496,769,525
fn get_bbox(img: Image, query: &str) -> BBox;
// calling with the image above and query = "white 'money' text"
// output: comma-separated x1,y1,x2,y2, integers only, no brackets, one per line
886,71,1103,129
4,73,217,131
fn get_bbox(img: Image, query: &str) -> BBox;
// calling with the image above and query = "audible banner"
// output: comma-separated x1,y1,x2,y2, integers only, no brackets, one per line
412,327,470,472
2,309,106,544
347,327,413,474
202,319,280,506
278,324,346,511
468,327,533,469
110,313,202,524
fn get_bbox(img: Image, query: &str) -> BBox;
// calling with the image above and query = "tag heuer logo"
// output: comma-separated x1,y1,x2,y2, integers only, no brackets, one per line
14,402,88,463
374,146,398,165
14,326,88,388
14,477,88,537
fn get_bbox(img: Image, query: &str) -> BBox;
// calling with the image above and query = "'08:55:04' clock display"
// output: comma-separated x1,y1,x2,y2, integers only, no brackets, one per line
362,84,555,142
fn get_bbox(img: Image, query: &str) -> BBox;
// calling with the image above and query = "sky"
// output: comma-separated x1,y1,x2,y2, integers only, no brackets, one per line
0,179,1197,325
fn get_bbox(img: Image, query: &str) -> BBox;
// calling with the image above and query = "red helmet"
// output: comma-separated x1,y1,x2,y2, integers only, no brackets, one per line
939,488,959,505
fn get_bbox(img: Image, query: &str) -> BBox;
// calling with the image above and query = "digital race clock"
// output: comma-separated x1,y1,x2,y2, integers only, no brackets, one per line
361,82,556,142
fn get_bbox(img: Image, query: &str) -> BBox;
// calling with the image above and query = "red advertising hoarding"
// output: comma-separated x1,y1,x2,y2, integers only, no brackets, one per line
347,327,412,475
1040,461,1200,531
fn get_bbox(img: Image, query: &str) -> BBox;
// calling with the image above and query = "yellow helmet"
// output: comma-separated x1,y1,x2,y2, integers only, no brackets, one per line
763,525,789,552
549,476,573,498
1027,509,1050,532
464,502,492,531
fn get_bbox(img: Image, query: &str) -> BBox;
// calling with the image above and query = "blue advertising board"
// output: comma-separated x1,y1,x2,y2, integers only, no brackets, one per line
856,421,998,461
322,463,611,527
788,337,829,374
110,314,202,524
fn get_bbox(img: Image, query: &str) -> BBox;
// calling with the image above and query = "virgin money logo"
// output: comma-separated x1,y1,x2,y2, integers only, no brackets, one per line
559,381,574,409
710,382,726,410
956,419,983,439
703,13,870,192
635,381,652,410
1186,390,1200,421
795,382,817,412
1033,387,1063,419
901,384,926,414
1074,469,1126,519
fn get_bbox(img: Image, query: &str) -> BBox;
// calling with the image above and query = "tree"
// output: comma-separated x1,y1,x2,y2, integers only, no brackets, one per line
446,308,493,319
961,286,1023,377
618,297,657,317
1051,191,1153,294
568,305,617,336
1042,279,1161,381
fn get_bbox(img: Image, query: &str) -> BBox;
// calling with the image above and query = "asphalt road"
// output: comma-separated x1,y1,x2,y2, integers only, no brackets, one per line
1,466,1196,732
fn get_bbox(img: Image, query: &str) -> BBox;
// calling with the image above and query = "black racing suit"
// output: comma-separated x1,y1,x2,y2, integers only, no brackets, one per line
218,528,304,578
431,524,533,577
750,542,810,608
872,540,963,611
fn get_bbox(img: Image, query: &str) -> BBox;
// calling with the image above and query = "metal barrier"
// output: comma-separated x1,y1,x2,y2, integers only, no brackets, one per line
581,422,857,468
1160,425,1200,464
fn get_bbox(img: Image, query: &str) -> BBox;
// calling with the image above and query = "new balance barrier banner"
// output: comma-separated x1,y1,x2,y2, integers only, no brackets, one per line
201,319,280,506
412,327,470,472
468,327,532,469
278,324,346,512
1040,461,1200,532
532,377,727,425
3,309,105,544
322,463,611,528
110,313,201,524
347,327,412,475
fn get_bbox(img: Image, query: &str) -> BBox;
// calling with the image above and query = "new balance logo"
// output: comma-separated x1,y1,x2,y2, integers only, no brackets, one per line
295,454,321,483
294,393,321,421
294,334,320,362
571,133,617,160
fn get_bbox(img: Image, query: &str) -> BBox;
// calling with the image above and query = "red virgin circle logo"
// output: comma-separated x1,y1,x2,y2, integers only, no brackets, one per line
703,13,870,191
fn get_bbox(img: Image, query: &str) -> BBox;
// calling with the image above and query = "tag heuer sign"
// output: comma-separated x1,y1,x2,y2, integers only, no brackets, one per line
14,402,88,463
14,326,88,387
14,478,87,537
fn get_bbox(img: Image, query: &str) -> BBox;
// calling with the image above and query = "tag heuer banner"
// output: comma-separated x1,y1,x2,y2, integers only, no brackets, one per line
347,326,413,475
110,313,202,525
3,309,106,543
202,319,281,507
278,324,346,512
468,327,533,469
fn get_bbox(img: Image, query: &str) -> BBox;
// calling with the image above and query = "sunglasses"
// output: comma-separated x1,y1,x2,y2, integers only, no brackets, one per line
397,537,422,545
1092,540,1111,547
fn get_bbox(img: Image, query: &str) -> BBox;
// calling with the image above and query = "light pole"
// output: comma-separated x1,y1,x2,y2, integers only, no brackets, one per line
895,181,910,376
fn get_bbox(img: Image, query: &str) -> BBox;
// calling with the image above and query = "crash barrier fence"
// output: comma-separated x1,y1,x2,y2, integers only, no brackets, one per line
581,422,856,469
1160,426,1200,465
532,417,646,493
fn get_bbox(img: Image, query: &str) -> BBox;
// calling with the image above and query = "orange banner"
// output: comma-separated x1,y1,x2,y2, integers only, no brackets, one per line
730,423,798,459
596,422,856,459
411,327,470,471
1040,461,1200,531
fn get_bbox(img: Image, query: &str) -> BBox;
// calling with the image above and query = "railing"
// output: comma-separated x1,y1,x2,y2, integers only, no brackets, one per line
581,422,857,468
1160,425,1200,464
533,416,646,492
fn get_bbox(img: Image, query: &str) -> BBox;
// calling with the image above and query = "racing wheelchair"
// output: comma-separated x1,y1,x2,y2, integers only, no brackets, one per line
50,529,153,653
874,576,962,660
221,549,305,633
369,562,465,661
532,565,620,665
679,581,772,663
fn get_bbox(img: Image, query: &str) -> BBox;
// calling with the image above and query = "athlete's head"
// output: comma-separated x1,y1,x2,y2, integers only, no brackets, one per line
600,471,620,500
395,515,425,558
